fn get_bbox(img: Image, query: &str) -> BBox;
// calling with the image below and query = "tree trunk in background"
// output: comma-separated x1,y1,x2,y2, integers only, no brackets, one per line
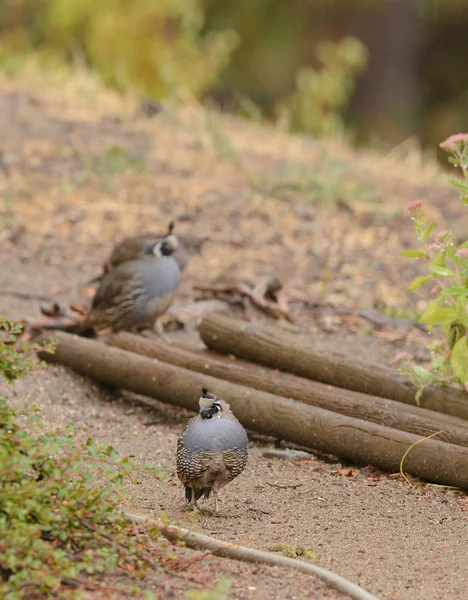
339,0,423,146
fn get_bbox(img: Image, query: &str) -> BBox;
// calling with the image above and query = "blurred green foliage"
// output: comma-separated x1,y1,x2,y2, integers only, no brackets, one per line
0,0,238,99
1,0,468,146
0,0,365,138
278,37,368,137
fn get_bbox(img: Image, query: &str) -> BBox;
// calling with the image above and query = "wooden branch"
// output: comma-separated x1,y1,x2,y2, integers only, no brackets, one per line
198,313,468,421
36,331,468,489
124,512,377,600
106,333,468,448
194,282,293,321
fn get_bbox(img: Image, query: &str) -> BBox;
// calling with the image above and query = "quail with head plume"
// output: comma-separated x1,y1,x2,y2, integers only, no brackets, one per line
176,388,248,513
48,233,181,337
99,221,207,279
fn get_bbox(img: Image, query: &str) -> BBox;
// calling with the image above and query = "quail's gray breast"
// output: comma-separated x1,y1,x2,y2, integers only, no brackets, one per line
176,411,248,508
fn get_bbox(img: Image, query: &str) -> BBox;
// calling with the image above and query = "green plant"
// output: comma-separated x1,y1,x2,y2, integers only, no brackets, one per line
0,319,56,383
186,579,231,600
0,320,167,598
396,134,468,401
277,36,368,137
0,0,238,102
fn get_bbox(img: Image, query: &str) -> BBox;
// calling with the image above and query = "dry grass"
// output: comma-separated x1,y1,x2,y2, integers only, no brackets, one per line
0,59,462,324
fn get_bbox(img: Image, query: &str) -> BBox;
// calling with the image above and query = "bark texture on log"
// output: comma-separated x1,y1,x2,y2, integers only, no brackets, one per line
198,313,468,421
106,332,468,448
36,331,468,489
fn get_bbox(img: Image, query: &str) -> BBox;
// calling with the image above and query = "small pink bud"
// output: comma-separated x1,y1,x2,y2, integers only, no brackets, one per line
406,200,423,213
435,230,450,243
430,282,442,295
455,248,468,258
440,133,468,150
428,243,442,252
392,352,409,364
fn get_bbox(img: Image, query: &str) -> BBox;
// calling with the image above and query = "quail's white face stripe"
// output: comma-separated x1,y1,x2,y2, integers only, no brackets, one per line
152,242,163,258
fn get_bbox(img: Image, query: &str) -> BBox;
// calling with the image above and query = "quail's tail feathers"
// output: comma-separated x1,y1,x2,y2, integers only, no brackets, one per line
185,486,211,503
38,320,96,337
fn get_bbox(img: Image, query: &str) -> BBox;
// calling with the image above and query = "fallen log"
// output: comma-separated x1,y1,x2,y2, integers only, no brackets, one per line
106,332,468,448
198,313,468,421
36,330,468,489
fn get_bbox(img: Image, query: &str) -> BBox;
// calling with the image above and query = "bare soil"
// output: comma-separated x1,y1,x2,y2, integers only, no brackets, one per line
1,68,468,599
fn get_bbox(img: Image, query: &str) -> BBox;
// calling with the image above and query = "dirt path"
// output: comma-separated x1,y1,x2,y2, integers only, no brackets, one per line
1,70,467,599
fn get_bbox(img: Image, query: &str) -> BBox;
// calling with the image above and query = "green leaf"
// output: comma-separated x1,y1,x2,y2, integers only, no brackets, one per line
401,249,427,259
415,388,423,406
419,302,458,329
446,245,457,261
409,275,432,291
448,176,468,192
429,265,456,277
440,286,468,297
450,337,468,383
433,252,447,268
422,221,435,242
411,365,437,383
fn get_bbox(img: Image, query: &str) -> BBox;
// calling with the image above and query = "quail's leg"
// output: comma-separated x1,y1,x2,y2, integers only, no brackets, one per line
153,316,171,344
213,490,219,513
184,500,200,512
184,487,199,512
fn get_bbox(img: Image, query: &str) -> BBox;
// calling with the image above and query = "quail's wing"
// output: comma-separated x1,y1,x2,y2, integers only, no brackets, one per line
222,448,248,480
92,261,142,310
176,436,213,484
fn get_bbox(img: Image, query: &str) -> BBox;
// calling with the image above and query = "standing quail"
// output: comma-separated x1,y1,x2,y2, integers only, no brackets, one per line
52,234,181,336
176,388,248,513
100,222,207,278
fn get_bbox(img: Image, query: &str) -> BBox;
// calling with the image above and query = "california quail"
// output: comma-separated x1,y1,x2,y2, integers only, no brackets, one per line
176,388,248,513
54,234,181,336
101,222,207,277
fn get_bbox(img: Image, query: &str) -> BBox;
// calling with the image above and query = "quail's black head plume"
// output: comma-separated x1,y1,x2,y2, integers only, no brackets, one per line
176,388,248,513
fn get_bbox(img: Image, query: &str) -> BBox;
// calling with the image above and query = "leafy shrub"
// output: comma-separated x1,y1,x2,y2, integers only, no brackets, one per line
0,320,165,598
0,0,238,101
277,37,368,137
396,134,468,400
0,320,55,383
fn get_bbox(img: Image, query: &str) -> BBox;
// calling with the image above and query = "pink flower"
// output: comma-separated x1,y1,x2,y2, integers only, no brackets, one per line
392,352,409,364
435,230,450,242
456,248,468,258
440,133,468,150
406,200,423,213
428,243,442,252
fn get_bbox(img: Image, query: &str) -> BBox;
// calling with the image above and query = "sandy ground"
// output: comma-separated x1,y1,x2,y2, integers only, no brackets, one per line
1,71,468,599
